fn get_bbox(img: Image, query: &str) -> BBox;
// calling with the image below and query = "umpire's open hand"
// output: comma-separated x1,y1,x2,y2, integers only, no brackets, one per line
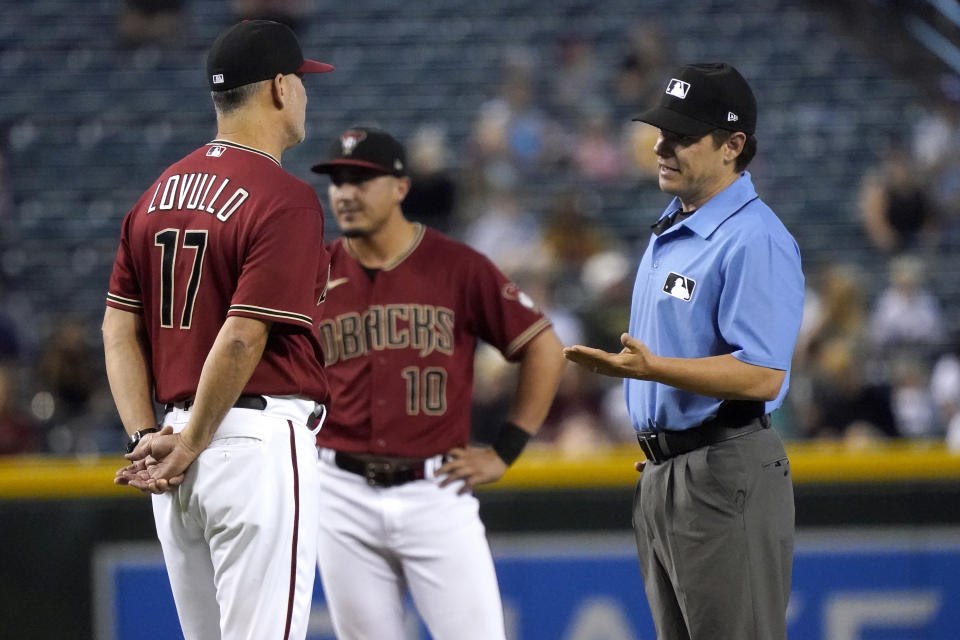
563,333,656,380
438,446,507,494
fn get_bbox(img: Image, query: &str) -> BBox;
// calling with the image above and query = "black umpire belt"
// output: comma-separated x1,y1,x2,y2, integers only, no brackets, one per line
334,451,430,487
636,414,771,464
163,394,267,413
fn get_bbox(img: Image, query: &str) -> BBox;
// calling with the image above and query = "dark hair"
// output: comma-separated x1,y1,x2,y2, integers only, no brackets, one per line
210,80,266,115
710,129,757,172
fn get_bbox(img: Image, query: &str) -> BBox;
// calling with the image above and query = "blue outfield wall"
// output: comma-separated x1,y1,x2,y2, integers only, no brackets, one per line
93,529,960,640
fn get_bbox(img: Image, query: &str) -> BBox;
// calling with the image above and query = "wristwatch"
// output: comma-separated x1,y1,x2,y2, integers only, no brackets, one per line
126,427,161,454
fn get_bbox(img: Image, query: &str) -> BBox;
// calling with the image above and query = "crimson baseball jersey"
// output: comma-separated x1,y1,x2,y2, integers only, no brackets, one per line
107,140,331,404
316,224,551,457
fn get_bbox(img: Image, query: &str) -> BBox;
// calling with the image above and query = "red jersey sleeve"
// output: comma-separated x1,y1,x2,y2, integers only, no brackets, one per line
106,211,144,314
228,206,329,330
464,254,551,361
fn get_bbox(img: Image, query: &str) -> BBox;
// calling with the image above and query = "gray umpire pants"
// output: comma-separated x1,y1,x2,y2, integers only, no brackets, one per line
632,425,794,640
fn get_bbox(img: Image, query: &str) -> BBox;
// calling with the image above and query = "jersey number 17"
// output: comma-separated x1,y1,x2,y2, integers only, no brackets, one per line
154,228,208,329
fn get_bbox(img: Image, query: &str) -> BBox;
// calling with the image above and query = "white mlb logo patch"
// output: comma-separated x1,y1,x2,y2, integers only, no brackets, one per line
662,272,695,301
666,79,690,99
206,145,226,158
212,73,224,85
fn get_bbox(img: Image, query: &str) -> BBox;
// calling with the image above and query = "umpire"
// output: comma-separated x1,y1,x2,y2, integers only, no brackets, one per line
564,63,803,640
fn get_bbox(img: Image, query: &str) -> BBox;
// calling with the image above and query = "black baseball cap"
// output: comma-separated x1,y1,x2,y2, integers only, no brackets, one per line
207,20,334,92
634,63,757,136
311,127,407,177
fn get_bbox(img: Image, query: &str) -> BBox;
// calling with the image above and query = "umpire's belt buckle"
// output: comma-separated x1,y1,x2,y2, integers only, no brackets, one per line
364,460,396,486
636,431,666,464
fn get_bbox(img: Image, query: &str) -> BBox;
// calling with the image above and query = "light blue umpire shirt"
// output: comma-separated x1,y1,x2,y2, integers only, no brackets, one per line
625,171,804,432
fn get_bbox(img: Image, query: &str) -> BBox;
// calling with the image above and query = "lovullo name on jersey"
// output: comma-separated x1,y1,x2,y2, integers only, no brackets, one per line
146,173,249,222
318,304,455,365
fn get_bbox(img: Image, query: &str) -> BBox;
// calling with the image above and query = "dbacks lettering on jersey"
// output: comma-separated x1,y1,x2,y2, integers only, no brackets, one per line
318,303,454,365
146,172,250,222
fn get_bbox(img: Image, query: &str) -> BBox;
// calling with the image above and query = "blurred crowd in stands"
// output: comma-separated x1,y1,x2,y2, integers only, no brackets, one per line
1,2,960,457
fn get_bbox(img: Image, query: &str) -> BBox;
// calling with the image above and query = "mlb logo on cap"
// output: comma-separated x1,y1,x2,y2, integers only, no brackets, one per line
666,79,690,99
634,63,758,136
206,19,333,92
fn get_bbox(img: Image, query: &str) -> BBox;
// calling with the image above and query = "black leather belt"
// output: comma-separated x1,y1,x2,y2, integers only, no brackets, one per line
164,394,267,413
637,414,771,464
333,451,429,487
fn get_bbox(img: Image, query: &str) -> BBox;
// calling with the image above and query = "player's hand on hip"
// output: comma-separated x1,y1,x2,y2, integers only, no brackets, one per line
438,446,508,494
563,333,656,379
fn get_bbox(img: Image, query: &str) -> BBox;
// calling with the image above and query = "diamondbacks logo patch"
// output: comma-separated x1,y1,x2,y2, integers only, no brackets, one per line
666,79,690,99
501,283,537,310
340,130,366,155
662,272,695,301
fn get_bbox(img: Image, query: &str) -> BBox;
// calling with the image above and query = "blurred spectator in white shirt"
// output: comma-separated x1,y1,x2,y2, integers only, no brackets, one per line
869,254,945,355
889,353,939,438
931,332,960,448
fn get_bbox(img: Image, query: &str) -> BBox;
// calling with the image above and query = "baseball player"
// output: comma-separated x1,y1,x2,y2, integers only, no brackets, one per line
104,21,333,639
309,127,566,640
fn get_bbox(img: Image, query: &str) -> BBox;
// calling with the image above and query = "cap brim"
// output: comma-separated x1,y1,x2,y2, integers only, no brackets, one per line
632,107,715,137
310,159,391,175
298,59,334,74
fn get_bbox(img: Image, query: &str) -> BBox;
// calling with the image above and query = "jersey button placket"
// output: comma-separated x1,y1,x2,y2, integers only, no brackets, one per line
650,238,662,271
367,281,389,452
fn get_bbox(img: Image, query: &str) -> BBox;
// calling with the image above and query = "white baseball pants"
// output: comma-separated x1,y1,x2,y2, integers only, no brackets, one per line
315,448,506,640
152,397,322,640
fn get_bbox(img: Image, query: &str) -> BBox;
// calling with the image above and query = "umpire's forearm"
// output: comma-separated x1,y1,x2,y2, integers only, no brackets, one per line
180,316,270,452
507,328,566,434
650,353,786,402
103,307,157,437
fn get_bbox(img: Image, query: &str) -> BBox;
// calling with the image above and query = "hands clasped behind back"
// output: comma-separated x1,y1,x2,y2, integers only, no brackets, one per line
115,424,193,494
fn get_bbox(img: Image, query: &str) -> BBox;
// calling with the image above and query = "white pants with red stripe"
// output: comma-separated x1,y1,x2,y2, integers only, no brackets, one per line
315,448,506,640
152,397,321,640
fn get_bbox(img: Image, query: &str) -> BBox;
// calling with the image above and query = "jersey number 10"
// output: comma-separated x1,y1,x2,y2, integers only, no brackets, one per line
402,366,447,416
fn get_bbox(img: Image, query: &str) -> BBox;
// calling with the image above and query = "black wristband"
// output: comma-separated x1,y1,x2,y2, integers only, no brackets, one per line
491,421,531,466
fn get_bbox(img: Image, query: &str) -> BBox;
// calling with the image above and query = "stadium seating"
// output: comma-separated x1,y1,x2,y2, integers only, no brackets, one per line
0,0,946,351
